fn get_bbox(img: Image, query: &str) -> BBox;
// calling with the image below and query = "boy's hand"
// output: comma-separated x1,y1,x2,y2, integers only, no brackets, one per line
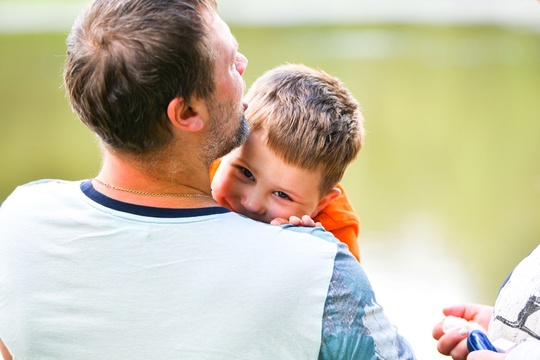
271,215,322,228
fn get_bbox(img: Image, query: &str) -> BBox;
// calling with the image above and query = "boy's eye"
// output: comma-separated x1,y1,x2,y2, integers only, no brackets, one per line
240,167,254,181
274,191,292,201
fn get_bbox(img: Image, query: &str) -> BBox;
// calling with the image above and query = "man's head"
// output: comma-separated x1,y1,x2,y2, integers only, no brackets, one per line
211,64,364,223
64,0,248,161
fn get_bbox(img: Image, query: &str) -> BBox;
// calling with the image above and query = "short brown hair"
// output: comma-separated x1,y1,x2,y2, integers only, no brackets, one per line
64,0,217,154
245,64,364,195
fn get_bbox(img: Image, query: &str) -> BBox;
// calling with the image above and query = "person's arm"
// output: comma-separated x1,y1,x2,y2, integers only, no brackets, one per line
0,339,12,360
312,183,361,261
432,304,494,360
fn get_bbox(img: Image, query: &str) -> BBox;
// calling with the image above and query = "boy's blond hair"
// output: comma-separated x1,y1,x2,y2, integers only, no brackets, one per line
244,64,364,195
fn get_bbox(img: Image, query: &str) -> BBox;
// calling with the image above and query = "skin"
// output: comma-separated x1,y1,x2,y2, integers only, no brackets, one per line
200,12,249,163
432,304,502,360
0,340,10,360
211,131,341,225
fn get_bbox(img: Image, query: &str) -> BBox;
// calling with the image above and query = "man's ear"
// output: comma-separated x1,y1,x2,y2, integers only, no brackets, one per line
311,187,342,217
166,97,205,132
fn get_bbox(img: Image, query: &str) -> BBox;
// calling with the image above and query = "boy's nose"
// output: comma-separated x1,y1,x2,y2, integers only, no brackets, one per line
241,195,266,216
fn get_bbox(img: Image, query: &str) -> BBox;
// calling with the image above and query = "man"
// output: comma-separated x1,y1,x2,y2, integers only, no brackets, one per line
0,0,414,358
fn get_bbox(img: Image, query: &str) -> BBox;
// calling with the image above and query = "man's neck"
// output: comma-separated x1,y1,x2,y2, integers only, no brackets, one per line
93,149,215,208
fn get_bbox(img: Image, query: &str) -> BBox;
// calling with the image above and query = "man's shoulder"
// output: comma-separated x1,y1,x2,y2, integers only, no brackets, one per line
9,179,77,197
318,240,417,359
2,179,77,207
278,224,341,243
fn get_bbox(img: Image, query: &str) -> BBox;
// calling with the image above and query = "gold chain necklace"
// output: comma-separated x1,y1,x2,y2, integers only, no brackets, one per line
93,178,212,199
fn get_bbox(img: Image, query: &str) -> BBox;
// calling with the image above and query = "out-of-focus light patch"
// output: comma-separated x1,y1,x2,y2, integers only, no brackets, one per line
0,3,87,33
360,212,482,359
279,28,537,67
220,0,540,30
1,1,540,32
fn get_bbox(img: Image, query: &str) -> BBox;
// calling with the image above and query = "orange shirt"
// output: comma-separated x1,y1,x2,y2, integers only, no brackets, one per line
314,183,360,262
210,159,361,261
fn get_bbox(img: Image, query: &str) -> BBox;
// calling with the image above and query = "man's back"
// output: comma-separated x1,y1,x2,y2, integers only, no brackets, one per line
0,180,414,359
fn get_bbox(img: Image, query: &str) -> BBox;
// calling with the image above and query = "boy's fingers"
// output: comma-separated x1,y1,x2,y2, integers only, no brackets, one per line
288,216,303,225
301,215,316,227
270,218,288,225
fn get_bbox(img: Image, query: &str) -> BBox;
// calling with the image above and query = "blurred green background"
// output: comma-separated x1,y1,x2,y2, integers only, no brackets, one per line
1,2,540,358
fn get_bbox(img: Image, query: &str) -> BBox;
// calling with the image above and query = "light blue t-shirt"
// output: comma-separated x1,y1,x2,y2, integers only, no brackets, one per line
0,179,414,359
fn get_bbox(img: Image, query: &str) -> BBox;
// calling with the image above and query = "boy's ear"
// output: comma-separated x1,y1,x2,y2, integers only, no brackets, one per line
311,187,342,218
166,97,205,132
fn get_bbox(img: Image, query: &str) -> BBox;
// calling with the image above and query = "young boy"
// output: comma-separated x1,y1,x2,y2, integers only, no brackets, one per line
210,64,364,261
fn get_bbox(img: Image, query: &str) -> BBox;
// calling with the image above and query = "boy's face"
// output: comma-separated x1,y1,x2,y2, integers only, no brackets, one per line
211,132,325,224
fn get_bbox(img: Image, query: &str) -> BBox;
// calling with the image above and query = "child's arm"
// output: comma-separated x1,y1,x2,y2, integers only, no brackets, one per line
313,183,360,261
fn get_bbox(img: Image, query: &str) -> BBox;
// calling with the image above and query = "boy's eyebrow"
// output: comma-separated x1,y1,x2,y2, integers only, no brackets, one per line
234,155,254,172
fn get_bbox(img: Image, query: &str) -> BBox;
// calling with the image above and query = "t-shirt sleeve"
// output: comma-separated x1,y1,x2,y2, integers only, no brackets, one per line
318,242,415,360
283,226,415,359
314,183,361,262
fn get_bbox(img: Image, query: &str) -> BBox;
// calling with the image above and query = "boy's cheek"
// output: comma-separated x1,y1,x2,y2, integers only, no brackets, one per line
212,177,238,204
210,184,231,209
